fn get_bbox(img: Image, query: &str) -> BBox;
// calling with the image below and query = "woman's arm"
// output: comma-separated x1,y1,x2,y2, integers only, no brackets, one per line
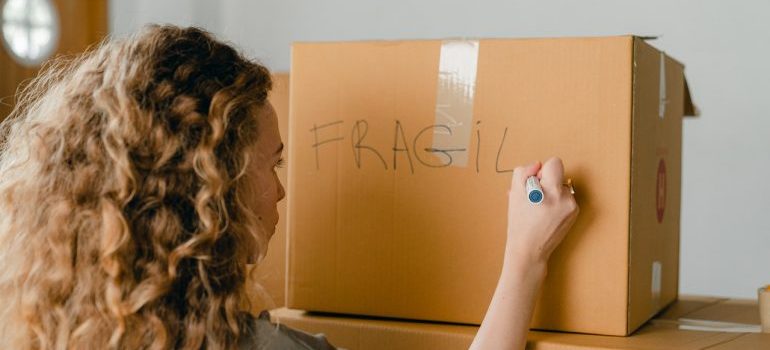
469,247,547,350
470,157,579,350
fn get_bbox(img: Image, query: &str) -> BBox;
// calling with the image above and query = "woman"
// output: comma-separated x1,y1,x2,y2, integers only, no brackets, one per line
0,25,577,349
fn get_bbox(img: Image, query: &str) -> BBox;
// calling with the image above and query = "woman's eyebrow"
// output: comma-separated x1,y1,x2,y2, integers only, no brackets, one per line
274,143,284,156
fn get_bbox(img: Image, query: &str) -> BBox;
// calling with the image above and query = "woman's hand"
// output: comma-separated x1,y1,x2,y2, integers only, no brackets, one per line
470,157,579,350
505,157,579,267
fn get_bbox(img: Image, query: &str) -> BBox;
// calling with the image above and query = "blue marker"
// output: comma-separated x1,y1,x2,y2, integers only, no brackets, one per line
526,176,543,204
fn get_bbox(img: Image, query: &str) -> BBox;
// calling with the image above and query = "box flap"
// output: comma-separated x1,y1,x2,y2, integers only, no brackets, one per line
632,35,698,118
683,77,699,117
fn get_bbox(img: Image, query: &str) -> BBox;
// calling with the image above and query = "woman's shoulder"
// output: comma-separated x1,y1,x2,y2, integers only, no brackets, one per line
238,311,336,350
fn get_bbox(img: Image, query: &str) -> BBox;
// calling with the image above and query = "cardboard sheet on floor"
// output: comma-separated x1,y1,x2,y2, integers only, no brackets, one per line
272,296,763,350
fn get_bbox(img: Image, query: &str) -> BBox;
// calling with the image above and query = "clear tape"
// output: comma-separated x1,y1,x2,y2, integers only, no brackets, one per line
760,285,770,333
651,318,762,333
432,40,479,167
651,261,662,306
659,52,667,119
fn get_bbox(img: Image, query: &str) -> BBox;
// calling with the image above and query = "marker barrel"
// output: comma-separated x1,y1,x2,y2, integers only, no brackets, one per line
526,176,543,204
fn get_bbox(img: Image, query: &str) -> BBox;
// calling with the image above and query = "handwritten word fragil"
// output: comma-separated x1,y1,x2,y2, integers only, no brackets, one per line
309,119,516,174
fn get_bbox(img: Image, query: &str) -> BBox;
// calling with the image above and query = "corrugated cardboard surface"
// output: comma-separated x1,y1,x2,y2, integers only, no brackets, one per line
246,73,290,312
287,36,691,335
685,298,762,325
271,297,767,350
626,38,684,333
709,334,770,350
655,295,725,320
526,325,741,350
273,308,476,350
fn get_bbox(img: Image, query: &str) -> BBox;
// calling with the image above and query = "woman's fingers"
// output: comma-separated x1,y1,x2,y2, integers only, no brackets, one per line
512,161,542,193
539,157,564,191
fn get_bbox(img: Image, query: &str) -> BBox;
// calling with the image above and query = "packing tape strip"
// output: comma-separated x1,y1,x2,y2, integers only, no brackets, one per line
658,51,667,119
651,318,762,333
760,285,770,333
432,40,479,168
651,261,662,307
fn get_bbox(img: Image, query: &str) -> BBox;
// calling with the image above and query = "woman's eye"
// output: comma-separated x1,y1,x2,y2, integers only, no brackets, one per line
275,157,286,169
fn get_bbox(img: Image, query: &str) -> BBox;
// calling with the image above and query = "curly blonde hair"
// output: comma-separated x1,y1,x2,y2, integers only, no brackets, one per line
0,25,272,349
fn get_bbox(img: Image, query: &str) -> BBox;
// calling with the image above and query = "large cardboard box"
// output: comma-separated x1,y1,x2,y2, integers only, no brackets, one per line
246,73,290,312
271,297,765,350
287,36,697,335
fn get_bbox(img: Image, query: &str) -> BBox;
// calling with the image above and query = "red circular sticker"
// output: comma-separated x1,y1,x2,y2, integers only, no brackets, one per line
656,158,666,223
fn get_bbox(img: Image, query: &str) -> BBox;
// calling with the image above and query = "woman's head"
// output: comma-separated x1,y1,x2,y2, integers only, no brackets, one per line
0,25,282,349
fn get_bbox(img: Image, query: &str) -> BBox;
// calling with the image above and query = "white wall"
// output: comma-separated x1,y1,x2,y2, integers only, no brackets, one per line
110,0,770,299
110,0,220,38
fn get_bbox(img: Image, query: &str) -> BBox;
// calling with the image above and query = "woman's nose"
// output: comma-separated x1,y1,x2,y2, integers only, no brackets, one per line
277,179,286,201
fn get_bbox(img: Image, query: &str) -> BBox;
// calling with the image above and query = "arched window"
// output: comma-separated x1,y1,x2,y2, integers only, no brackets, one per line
1,0,59,67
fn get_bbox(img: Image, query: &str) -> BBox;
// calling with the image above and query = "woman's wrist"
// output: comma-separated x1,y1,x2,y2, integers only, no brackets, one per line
503,240,549,280
504,237,549,268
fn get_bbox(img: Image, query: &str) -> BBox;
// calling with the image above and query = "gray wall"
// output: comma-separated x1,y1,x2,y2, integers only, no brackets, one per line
111,0,770,299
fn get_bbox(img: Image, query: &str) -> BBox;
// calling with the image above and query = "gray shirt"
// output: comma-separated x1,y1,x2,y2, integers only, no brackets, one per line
238,311,336,350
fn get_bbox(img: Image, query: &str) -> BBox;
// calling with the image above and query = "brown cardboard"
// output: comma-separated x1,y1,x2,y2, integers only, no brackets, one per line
759,285,770,333
709,333,770,350
271,297,764,350
246,73,290,312
287,36,695,335
685,299,761,325
655,295,725,321
272,308,476,350
626,38,684,332
651,297,762,334
525,324,741,350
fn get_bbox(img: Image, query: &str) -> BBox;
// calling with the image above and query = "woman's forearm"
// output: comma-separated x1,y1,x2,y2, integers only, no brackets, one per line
470,158,578,350
469,246,548,350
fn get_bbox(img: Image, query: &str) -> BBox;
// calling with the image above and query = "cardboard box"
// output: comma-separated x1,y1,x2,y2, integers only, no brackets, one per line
271,297,767,350
246,73,290,312
287,36,697,335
